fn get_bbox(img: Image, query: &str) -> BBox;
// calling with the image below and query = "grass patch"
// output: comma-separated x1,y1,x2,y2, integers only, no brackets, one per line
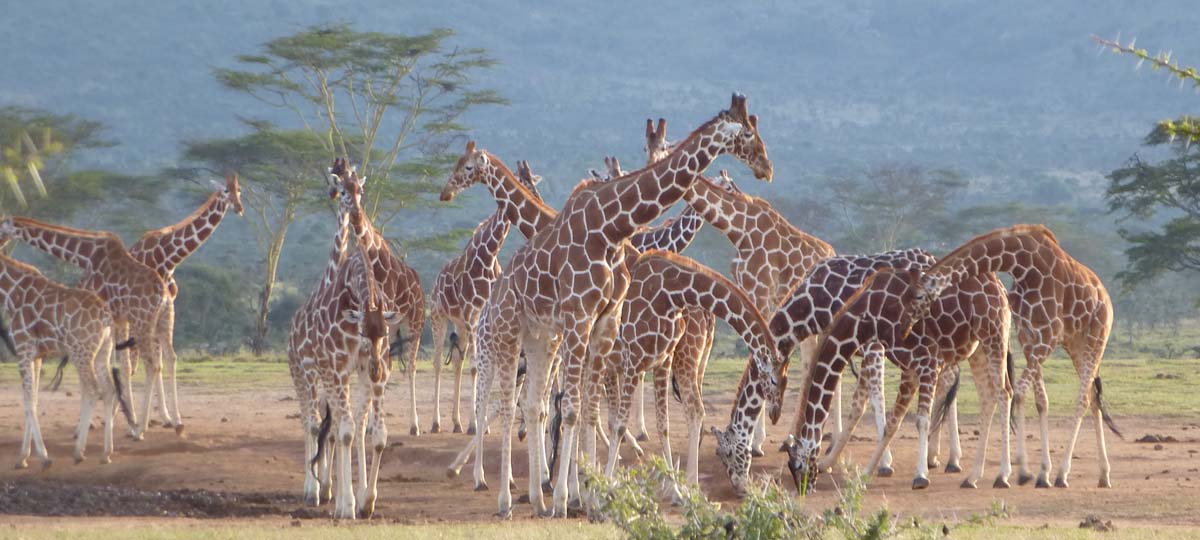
0,520,621,540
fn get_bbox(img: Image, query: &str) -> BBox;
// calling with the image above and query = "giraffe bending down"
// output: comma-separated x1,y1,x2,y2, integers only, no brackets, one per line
784,268,1013,491
769,249,963,476
454,94,772,518
128,172,243,434
429,161,542,435
288,166,401,519
0,217,168,440
682,169,836,455
601,251,782,494
0,254,136,468
907,224,1120,489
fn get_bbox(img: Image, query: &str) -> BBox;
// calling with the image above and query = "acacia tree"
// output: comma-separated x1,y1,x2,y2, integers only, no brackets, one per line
177,126,329,355
214,23,506,226
828,162,966,252
1096,35,1200,289
0,106,112,210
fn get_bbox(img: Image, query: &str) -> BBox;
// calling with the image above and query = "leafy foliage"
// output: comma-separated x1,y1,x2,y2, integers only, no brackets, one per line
0,106,113,211
826,162,967,253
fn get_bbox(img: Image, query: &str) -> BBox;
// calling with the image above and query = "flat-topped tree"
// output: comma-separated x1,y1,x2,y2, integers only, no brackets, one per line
466,93,771,519
216,23,505,224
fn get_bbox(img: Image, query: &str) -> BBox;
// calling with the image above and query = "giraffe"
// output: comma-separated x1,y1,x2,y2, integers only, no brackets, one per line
601,251,782,493
0,217,168,441
328,163,426,438
681,168,837,455
905,224,1120,489
288,196,400,519
459,94,771,518
127,172,243,434
783,267,1013,491
0,254,136,468
428,161,543,435
768,248,964,476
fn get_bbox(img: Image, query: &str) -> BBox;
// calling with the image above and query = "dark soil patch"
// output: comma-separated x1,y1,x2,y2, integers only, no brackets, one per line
1136,434,1180,443
0,480,304,518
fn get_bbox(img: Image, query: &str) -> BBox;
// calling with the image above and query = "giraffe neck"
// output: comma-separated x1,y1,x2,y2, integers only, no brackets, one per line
629,207,705,254
931,225,1060,283
136,192,231,277
0,255,49,313
466,209,511,268
481,153,556,240
683,175,756,248
318,211,352,289
4,217,115,272
590,119,729,241
795,311,863,449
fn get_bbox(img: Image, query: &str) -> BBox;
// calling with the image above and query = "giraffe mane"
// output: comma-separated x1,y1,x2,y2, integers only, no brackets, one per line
483,151,555,215
141,191,223,238
928,224,1059,276
9,217,121,242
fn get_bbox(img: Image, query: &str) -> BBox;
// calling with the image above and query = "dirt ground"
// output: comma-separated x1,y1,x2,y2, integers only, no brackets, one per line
0,368,1198,530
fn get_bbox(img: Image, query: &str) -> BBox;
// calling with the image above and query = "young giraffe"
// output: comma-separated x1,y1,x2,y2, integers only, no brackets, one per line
768,249,964,476
328,163,426,438
127,172,243,434
0,254,136,468
784,268,1013,492
429,161,542,435
289,198,400,520
461,94,772,518
601,251,783,494
906,224,1120,489
0,217,168,440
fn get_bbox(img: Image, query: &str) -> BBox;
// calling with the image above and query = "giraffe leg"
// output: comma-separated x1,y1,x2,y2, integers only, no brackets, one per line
632,375,650,441
941,366,964,473
302,411,321,506
159,301,184,433
652,364,684,502
1056,335,1109,489
521,337,554,517
407,326,421,437
72,344,103,464
819,350,875,473
352,376,371,514
494,342,521,520
430,314,448,434
16,356,37,469
911,368,939,490
452,331,471,434
359,383,389,519
680,362,705,485
97,335,117,464
603,362,634,477
133,340,162,441
865,371,916,481
551,324,590,518
331,384,357,520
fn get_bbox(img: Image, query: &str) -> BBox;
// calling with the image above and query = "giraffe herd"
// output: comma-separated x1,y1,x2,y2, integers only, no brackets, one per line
0,93,1122,521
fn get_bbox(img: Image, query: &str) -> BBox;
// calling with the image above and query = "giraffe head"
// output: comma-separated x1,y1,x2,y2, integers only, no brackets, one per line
902,270,952,339
710,425,751,495
716,94,772,181
783,433,820,493
212,172,244,216
328,158,365,217
711,170,745,195
344,208,400,382
441,141,489,202
712,360,783,494
515,160,544,200
644,118,671,163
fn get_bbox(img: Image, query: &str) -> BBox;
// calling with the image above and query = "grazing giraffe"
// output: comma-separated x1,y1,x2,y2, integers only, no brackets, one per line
458,94,772,518
0,217,168,440
680,166,837,455
0,254,136,468
328,163,426,438
769,249,963,476
783,268,1013,492
128,172,243,434
906,224,1120,489
429,162,543,435
601,251,783,494
289,197,400,520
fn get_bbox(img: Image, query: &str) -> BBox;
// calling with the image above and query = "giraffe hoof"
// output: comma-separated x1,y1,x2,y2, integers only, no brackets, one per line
100,456,112,465
518,430,526,442
410,426,420,436
453,424,463,434
993,477,1011,489
40,459,52,471
960,478,978,489
475,481,489,492
636,432,649,442
174,424,185,436
494,506,513,520
877,466,894,478
74,454,85,465
542,480,554,494
751,448,765,458
446,468,460,479
1099,477,1112,488
945,463,962,474
1035,477,1051,489
149,419,162,428
1017,473,1034,486
14,460,27,470
928,457,941,469
466,425,477,436
430,422,441,434
912,477,930,490
1054,477,1068,489
517,494,530,504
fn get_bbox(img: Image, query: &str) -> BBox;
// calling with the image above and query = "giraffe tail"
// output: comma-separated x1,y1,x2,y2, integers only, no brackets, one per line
547,390,565,480
0,315,15,356
47,356,69,392
389,329,410,370
445,331,462,367
115,338,136,350
1005,350,1019,434
113,367,135,427
1093,376,1123,440
311,403,333,474
929,367,960,433
670,373,683,404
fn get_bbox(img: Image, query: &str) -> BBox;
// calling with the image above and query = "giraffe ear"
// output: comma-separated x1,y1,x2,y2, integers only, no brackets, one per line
382,311,401,326
210,178,225,192
783,434,798,452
